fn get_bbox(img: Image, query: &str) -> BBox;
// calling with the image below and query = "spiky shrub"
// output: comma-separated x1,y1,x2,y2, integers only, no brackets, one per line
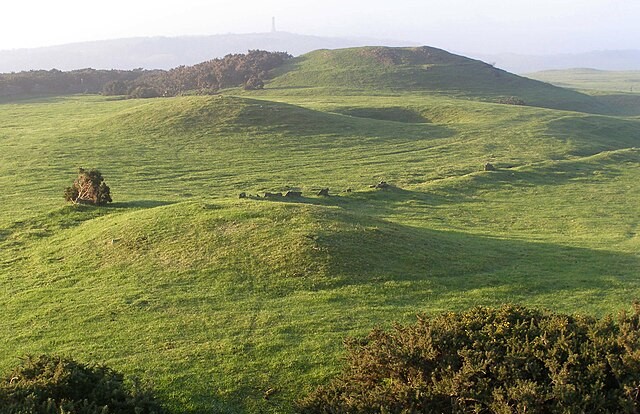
244,75,265,90
298,305,640,414
64,168,112,206
0,354,163,414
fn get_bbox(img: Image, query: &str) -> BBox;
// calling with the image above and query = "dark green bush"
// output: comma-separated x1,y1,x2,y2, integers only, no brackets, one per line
496,96,526,106
0,355,163,414
243,75,264,90
128,86,161,99
64,168,112,206
102,80,129,96
298,305,640,413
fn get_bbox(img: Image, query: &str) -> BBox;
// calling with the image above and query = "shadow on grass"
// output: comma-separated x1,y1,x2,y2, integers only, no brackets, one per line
596,93,640,116
231,98,454,140
0,94,77,105
546,115,640,155
247,189,639,305
307,212,640,310
109,200,175,209
250,185,474,217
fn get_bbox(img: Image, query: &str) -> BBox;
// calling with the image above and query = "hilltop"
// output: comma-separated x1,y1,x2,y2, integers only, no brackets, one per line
265,46,611,114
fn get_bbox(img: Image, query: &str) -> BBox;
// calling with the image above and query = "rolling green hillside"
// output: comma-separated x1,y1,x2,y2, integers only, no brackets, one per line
267,46,611,114
526,68,640,93
1,47,639,413
525,68,640,116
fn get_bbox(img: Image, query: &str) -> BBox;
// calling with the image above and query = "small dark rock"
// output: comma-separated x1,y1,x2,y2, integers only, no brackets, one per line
239,192,247,199
285,191,302,197
264,192,282,198
317,188,330,196
484,163,496,171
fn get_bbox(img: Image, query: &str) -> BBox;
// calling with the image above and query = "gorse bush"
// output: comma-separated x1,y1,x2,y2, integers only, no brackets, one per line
122,50,291,97
298,305,640,414
0,354,163,413
64,168,112,206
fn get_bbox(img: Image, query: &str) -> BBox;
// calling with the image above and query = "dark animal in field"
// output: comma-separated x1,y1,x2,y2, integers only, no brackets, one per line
317,188,330,196
484,163,496,171
239,192,247,198
285,191,302,197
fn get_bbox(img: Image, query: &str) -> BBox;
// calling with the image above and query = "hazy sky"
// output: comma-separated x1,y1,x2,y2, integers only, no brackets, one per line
2,0,638,54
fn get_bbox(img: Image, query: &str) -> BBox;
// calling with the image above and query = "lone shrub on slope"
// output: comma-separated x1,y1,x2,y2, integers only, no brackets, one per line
0,354,163,413
298,305,640,414
64,168,112,205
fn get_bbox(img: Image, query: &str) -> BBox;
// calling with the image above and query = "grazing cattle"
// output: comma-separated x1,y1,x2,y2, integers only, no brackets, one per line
317,188,330,196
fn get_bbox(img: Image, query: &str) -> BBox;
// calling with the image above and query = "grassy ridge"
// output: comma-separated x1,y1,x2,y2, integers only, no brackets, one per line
267,47,611,114
1,48,640,412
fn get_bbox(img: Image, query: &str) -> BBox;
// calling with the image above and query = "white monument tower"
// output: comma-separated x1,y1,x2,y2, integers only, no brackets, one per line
271,17,277,33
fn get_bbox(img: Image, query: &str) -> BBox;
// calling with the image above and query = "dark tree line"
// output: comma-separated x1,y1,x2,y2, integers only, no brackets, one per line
117,50,292,97
0,50,291,99
0,68,159,98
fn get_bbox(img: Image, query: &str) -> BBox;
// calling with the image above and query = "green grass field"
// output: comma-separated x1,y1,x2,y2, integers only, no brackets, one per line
526,68,640,116
1,47,639,413
526,68,640,93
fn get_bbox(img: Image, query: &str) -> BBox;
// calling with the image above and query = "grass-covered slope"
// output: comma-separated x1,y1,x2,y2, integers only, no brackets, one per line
0,63,639,413
526,68,640,93
526,68,640,116
266,46,610,113
2,174,639,412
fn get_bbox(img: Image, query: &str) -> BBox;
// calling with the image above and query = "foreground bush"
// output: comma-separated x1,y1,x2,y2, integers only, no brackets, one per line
298,305,640,414
0,355,163,414
64,168,112,206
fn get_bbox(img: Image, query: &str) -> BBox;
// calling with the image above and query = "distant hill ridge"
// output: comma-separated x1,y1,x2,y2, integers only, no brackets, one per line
0,32,412,73
474,50,640,74
3,31,639,75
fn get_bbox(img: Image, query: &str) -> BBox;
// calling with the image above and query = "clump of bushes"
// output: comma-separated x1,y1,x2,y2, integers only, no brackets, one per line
64,168,112,206
496,96,526,106
0,354,163,413
298,305,640,413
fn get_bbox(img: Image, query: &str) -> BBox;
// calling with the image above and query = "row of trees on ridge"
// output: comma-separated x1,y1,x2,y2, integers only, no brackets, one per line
0,50,292,100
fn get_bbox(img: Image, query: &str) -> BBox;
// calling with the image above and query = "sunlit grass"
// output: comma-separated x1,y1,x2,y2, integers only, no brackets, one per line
0,88,639,413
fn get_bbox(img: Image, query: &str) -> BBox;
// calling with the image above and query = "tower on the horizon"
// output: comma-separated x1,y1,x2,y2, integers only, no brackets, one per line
271,17,277,33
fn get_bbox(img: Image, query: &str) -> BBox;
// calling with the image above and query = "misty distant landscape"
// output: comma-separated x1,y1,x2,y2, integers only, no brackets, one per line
2,31,640,74
1,1,640,413
0,32,411,73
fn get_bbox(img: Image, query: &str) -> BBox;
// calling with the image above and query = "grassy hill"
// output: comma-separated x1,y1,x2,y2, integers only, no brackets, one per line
267,46,612,114
1,47,640,413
